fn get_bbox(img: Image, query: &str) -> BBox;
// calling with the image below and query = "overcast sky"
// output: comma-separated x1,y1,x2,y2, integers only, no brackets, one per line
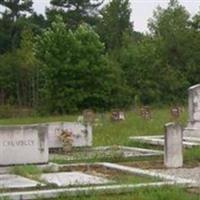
31,0,200,32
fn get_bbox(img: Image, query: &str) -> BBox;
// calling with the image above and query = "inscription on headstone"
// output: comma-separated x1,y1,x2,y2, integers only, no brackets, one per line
1,140,34,147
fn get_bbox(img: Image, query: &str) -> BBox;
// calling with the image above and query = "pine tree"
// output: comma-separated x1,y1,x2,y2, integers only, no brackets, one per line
46,0,103,29
0,0,33,21
97,0,133,50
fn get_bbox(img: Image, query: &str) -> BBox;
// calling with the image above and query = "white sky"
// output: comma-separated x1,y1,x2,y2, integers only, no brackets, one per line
14,0,200,32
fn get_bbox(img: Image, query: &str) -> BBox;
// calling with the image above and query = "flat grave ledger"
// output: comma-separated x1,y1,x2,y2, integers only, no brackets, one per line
0,174,42,189
47,122,92,149
0,124,48,165
40,172,111,186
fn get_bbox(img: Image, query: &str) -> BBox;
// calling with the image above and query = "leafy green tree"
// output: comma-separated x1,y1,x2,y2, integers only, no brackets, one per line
35,16,127,113
0,29,39,107
46,0,103,29
186,10,200,85
97,0,133,50
148,0,191,72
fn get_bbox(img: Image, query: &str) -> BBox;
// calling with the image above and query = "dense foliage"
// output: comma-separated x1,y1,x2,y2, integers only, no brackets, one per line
0,0,200,115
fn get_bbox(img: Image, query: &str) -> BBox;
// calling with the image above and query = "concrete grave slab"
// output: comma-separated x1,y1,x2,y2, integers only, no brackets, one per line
40,172,111,187
129,135,200,148
0,174,42,189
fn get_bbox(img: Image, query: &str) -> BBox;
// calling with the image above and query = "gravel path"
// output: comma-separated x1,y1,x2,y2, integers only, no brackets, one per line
150,166,200,185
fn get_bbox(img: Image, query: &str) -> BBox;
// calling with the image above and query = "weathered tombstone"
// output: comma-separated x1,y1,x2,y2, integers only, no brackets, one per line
83,109,95,124
111,109,125,121
0,124,48,166
170,106,180,120
140,106,151,120
47,122,92,149
183,84,200,137
164,122,183,168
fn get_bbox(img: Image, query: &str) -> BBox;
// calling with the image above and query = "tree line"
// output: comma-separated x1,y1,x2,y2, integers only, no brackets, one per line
0,0,200,115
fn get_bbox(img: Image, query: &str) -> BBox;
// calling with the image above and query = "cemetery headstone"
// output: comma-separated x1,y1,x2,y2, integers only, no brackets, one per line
140,106,151,120
83,109,95,124
170,106,180,120
111,109,125,121
164,122,183,168
0,124,48,166
47,122,92,149
183,84,200,137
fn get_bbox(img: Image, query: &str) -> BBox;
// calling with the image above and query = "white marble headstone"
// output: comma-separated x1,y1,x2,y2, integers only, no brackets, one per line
184,84,200,137
0,124,48,165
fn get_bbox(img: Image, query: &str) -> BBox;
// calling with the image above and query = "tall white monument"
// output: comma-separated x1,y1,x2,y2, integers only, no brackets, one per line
184,84,200,137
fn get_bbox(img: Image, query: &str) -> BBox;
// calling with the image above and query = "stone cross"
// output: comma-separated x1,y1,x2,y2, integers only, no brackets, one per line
164,122,183,168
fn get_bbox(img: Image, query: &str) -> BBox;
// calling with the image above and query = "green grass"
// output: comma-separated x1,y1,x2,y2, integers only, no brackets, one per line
110,172,160,184
10,165,42,178
44,186,200,200
184,146,200,165
93,107,187,146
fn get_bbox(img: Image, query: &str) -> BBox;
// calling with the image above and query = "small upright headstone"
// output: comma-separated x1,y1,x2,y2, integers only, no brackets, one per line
111,109,125,121
140,106,151,120
164,122,183,168
83,109,95,124
170,106,180,120
183,84,200,137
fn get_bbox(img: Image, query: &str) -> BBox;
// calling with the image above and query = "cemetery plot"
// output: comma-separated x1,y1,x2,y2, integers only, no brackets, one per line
56,163,162,185
0,162,194,200
50,146,163,163
0,163,164,193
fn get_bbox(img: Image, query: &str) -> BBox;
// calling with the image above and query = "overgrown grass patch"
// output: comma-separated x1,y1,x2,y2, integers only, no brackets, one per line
46,186,200,200
184,146,200,166
93,107,187,146
10,165,42,178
